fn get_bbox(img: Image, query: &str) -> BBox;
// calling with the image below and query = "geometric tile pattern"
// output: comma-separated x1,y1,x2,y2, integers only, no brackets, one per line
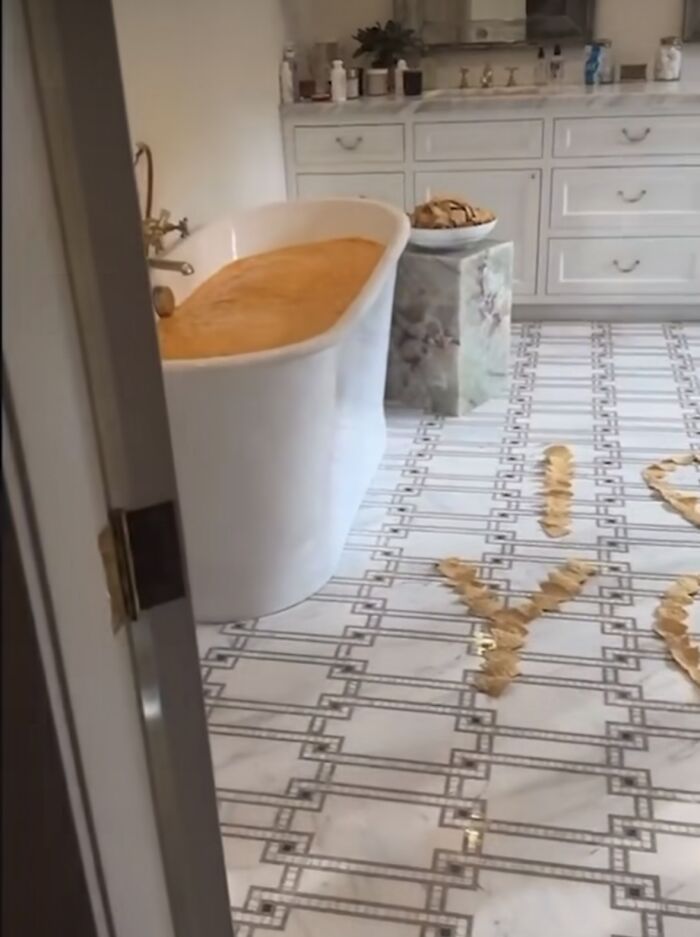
197,323,700,937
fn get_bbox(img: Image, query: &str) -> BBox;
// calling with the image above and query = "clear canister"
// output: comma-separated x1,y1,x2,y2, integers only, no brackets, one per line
655,36,683,82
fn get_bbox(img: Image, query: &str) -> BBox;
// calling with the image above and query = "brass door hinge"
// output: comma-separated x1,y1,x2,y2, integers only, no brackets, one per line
98,513,137,631
98,501,186,632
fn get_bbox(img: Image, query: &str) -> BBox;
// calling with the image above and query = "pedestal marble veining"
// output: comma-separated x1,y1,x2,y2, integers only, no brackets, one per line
387,239,513,416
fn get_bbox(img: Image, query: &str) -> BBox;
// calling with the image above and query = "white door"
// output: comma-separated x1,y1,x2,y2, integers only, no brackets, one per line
4,0,233,935
415,169,541,296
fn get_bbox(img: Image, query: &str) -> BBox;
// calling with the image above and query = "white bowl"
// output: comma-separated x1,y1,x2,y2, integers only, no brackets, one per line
409,218,498,251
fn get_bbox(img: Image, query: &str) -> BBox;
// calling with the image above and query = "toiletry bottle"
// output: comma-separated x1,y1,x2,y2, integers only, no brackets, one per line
550,44,563,84
534,46,548,85
280,56,295,104
331,59,348,103
584,43,602,86
598,39,614,84
347,67,360,99
281,44,299,101
395,58,408,97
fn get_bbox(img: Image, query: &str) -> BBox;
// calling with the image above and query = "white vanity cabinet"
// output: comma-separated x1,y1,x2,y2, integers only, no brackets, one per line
282,86,700,316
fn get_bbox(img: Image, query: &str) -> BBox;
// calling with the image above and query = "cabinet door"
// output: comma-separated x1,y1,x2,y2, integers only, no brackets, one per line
415,120,544,161
294,125,405,165
554,116,700,158
547,238,700,295
551,167,700,233
415,170,541,296
297,173,406,210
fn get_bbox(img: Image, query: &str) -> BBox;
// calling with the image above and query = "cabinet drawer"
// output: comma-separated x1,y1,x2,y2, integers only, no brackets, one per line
551,167,700,232
547,238,700,295
294,125,404,165
553,115,700,158
296,173,405,209
415,120,543,161
415,169,541,296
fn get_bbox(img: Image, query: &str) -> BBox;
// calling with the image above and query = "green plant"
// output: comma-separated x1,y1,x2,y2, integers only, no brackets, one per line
352,19,424,69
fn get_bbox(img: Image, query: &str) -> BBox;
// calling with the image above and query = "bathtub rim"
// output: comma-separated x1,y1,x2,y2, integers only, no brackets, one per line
160,198,410,374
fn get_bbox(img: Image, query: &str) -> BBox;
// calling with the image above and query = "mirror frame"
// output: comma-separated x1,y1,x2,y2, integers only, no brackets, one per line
394,0,595,50
684,0,700,41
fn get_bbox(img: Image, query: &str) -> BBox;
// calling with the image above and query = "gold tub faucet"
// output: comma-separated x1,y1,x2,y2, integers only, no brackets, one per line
133,142,190,257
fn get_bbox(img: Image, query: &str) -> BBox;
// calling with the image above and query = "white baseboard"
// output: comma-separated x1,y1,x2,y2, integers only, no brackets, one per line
513,304,700,323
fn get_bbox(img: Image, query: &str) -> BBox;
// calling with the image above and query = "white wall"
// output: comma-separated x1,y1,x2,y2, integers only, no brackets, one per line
596,0,685,67
114,0,290,226
289,0,392,50
287,0,694,87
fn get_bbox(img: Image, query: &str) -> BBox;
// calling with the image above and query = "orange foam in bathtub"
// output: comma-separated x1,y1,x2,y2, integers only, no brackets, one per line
158,237,384,360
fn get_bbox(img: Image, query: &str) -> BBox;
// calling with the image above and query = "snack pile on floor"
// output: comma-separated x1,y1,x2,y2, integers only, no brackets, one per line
653,574,700,686
642,452,700,528
438,557,598,697
438,445,699,696
540,444,574,539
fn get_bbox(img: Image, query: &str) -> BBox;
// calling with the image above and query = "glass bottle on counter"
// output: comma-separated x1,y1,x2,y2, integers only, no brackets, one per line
330,60,348,103
346,68,360,99
584,43,602,86
655,36,683,82
280,57,295,104
395,58,408,97
534,46,548,85
598,39,615,84
550,44,564,84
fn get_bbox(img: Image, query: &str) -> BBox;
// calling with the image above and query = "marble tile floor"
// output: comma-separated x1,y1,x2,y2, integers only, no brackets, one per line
198,323,700,937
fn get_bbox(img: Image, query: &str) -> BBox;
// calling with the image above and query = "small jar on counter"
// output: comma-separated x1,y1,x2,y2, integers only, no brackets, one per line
654,36,683,82
403,69,424,97
346,68,360,99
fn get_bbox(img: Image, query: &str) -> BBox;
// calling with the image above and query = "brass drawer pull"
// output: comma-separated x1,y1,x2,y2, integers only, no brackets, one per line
617,189,647,203
336,135,364,151
622,127,651,143
613,259,641,274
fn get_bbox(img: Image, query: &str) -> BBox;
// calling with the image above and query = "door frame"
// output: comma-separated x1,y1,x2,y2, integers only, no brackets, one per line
2,472,101,937
4,0,233,933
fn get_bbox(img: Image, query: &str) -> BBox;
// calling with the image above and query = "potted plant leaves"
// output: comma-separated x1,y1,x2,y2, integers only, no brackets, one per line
352,19,424,96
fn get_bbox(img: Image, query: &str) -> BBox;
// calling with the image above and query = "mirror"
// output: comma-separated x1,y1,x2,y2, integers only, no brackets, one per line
394,0,595,48
684,0,700,41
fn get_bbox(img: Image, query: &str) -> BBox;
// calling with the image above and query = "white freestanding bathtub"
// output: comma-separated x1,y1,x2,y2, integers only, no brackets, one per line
151,199,410,622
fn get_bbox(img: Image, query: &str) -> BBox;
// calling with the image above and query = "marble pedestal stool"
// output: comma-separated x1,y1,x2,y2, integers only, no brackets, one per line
386,240,513,416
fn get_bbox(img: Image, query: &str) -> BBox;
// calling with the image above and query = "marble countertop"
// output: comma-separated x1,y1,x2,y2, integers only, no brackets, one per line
282,81,700,120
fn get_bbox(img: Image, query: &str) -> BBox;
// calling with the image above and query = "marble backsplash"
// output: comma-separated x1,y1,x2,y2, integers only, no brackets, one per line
421,43,700,90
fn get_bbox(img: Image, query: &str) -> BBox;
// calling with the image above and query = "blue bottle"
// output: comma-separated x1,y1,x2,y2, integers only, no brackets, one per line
585,43,602,86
